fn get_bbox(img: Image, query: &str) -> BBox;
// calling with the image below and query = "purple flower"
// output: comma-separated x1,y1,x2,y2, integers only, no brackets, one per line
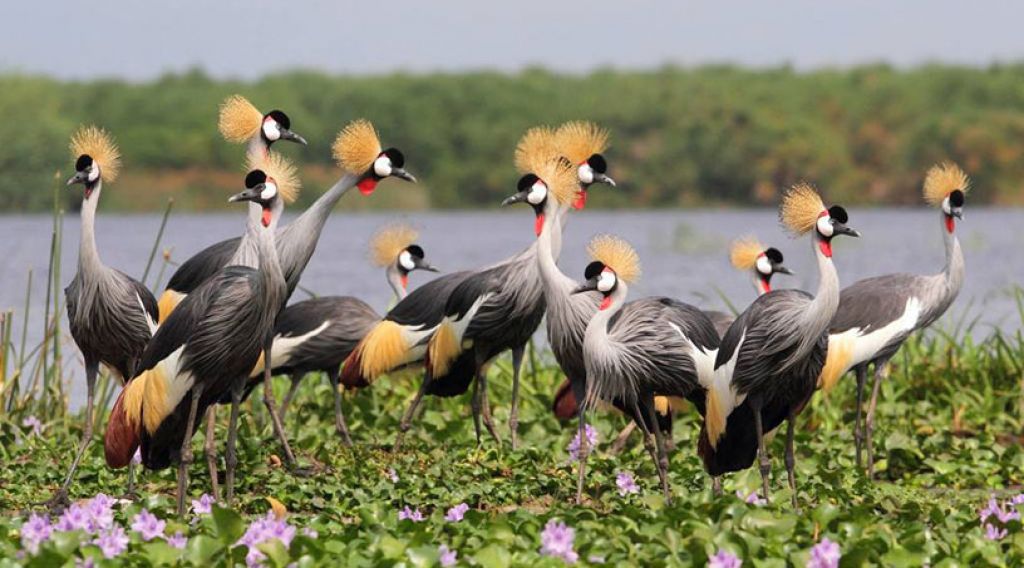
20,513,52,554
130,509,166,541
191,494,216,516
439,544,457,567
302,527,319,539
709,549,742,568
75,557,95,568
55,504,92,533
237,512,298,567
1011,494,1024,506
540,519,578,564
387,468,399,483
979,496,1021,524
807,538,840,568
166,531,187,549
22,416,43,436
86,494,116,532
567,424,598,462
445,503,470,522
616,472,639,496
985,523,1009,541
92,526,130,559
131,448,142,466
736,490,767,506
398,506,426,522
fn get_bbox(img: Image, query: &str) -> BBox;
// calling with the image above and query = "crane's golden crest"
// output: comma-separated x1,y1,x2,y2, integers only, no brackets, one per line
514,126,558,174
923,162,970,206
70,126,122,182
370,223,419,267
729,236,766,270
534,157,579,206
247,152,301,204
218,95,264,143
556,121,609,165
587,234,641,283
332,119,382,174
780,182,826,235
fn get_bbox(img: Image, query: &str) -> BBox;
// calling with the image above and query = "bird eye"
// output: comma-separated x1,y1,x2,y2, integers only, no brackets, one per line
260,181,278,201
373,155,393,177
527,181,548,205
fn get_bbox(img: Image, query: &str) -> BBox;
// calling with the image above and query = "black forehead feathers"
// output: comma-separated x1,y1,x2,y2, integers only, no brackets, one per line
517,173,540,192
828,205,849,224
383,148,405,168
584,261,605,280
245,170,267,188
764,247,784,263
949,189,965,207
587,154,608,173
406,244,425,259
75,154,94,172
266,110,291,129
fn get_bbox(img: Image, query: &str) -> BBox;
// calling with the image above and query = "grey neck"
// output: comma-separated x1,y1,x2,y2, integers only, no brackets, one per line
941,212,965,297
247,136,269,161
794,233,840,358
280,172,361,245
78,181,105,276
385,263,408,301
751,272,770,296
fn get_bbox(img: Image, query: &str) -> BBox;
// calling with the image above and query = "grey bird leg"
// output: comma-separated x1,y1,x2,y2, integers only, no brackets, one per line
329,369,353,446
610,421,638,455
176,384,204,518
477,365,501,445
225,378,244,505
47,361,99,508
204,407,220,501
644,401,672,503
279,372,303,424
711,476,723,497
261,343,300,471
853,365,867,469
126,460,136,500
785,411,798,509
574,408,590,505
865,360,888,479
509,344,525,450
395,371,432,453
753,402,771,500
471,374,483,445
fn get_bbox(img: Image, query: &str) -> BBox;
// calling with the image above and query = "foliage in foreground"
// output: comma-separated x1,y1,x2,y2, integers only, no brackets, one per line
1,310,1024,566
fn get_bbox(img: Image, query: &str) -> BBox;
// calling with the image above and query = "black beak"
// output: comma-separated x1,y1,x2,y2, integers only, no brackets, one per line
279,128,308,146
774,264,794,276
502,190,529,207
415,259,439,272
593,173,616,187
952,209,963,220
391,168,417,183
67,171,89,186
572,280,598,295
833,223,860,238
228,185,263,203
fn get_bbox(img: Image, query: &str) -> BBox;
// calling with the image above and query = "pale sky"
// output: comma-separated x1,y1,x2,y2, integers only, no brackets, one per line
5,1,1023,80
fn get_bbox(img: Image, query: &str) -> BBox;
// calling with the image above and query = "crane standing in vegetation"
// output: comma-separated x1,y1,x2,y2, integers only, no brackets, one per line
818,163,968,477
106,155,294,514
52,127,160,508
699,184,858,505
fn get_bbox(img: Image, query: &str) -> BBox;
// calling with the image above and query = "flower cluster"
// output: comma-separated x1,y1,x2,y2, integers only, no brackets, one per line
807,538,841,568
237,512,298,568
398,506,425,522
979,494,1024,541
191,493,216,516
709,549,742,568
438,544,458,567
616,472,639,496
445,503,470,522
567,425,598,462
736,490,767,506
540,519,578,564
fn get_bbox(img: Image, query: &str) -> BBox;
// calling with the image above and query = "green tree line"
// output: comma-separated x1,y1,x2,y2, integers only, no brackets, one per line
2,64,1023,212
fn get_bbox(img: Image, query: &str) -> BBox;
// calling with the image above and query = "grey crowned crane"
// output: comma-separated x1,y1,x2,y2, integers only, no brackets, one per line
51,127,159,507
818,163,968,476
105,153,295,514
253,224,438,446
573,235,720,502
699,183,859,505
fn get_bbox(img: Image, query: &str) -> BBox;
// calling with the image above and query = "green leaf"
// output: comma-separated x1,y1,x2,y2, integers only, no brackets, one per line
474,544,512,568
211,505,245,543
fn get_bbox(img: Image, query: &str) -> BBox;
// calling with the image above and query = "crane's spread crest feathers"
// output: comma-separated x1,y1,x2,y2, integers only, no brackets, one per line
587,234,641,283
923,162,970,205
218,95,264,143
729,236,765,270
70,126,122,182
534,158,579,205
780,182,826,235
370,223,419,267
514,126,558,174
247,152,301,204
556,121,609,164
333,119,382,174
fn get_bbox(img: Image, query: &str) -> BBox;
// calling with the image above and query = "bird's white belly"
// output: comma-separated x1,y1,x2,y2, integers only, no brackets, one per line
820,297,922,391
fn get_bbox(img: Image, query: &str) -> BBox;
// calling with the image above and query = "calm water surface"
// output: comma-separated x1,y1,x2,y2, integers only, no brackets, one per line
1,208,1020,407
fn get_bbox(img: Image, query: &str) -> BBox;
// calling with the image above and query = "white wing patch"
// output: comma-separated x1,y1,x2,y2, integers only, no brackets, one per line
137,293,158,334
834,296,923,374
251,321,332,377
445,293,495,349
705,331,747,448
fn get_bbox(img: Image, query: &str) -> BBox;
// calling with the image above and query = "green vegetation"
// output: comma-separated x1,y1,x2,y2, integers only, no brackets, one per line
4,64,1024,212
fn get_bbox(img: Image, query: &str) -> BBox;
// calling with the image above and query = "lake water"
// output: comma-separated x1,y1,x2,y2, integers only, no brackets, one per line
2,208,1020,408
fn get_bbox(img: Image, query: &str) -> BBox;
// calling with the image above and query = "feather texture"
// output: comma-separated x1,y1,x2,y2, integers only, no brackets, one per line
70,126,121,182
923,162,970,205
218,95,263,143
514,126,558,173
729,236,764,270
779,182,826,235
587,234,641,283
370,223,418,267
332,119,381,174
556,121,609,165
248,152,301,204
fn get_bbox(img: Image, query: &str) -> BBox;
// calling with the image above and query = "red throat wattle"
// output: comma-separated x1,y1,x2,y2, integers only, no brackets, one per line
819,239,832,258
945,215,955,234
357,178,378,196
261,207,272,227
573,190,587,210
599,296,613,310
761,277,772,293
401,274,409,289
534,213,545,237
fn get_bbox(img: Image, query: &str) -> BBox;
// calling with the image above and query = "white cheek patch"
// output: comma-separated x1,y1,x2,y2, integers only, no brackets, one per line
373,156,392,177
262,120,281,141
941,196,952,215
577,164,594,184
261,181,278,201
399,250,415,271
756,255,772,275
527,181,548,205
597,270,616,292
87,166,100,182
816,215,834,237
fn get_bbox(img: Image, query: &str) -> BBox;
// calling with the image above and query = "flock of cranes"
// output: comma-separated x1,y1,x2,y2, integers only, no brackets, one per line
51,95,968,515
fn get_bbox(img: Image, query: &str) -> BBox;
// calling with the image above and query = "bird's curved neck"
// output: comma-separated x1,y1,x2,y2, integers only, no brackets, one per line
752,272,771,296
282,172,361,247
386,264,408,301
78,181,104,274
805,233,840,333
584,283,628,349
940,211,964,296
247,136,269,161
536,202,566,284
